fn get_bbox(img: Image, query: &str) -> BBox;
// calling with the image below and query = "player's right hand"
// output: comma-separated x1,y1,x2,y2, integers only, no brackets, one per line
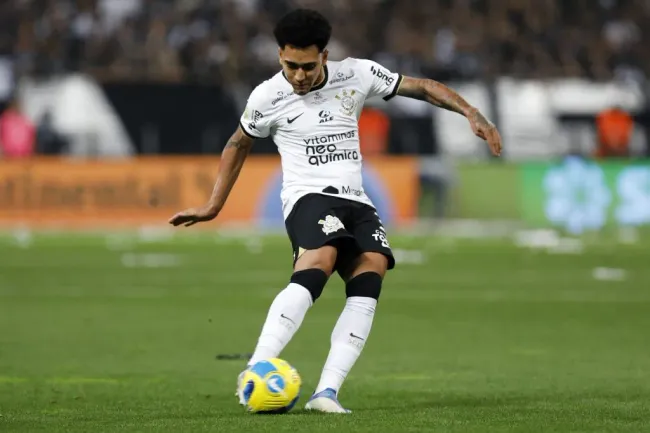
168,205,219,227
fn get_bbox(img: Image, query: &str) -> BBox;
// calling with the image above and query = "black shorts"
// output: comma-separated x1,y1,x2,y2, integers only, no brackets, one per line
285,193,395,275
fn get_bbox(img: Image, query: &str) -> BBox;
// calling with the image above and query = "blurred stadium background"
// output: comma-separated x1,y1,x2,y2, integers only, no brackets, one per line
1,1,649,432
1,0,649,232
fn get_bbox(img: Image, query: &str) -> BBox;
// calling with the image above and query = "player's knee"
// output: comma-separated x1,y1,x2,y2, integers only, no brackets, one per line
350,252,389,279
294,245,337,275
290,268,329,303
345,271,383,301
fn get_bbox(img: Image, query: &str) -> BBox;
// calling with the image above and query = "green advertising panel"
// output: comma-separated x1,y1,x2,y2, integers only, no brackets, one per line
522,157,650,233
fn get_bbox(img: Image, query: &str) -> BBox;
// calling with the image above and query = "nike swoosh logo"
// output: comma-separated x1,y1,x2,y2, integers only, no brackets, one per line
349,332,365,341
280,314,295,324
287,113,304,124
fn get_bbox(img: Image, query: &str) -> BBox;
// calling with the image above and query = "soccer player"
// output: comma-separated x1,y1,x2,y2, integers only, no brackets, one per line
169,9,502,413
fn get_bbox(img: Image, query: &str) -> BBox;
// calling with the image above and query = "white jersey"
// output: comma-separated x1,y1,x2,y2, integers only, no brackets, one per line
239,58,402,220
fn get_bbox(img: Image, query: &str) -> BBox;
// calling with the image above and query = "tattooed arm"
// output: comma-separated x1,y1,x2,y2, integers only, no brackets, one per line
168,126,254,227
397,76,502,156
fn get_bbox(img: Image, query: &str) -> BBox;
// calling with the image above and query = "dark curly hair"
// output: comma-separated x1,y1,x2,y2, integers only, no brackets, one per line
273,9,332,52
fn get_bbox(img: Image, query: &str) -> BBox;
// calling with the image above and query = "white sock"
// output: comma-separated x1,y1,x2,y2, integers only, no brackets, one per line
247,283,313,367
314,296,377,395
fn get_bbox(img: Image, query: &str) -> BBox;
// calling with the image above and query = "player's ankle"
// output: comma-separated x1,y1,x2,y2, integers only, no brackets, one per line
314,369,345,395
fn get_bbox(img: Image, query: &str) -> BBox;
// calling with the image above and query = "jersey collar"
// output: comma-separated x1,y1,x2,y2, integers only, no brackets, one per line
282,65,329,93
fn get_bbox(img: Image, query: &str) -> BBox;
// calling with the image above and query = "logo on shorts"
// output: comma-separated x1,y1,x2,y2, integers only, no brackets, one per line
372,229,390,248
318,215,344,235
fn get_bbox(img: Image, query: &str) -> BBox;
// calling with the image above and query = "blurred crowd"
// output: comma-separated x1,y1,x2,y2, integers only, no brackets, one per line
0,0,648,90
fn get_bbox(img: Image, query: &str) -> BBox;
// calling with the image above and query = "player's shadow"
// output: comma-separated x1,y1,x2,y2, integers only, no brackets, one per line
256,409,321,416
352,389,639,412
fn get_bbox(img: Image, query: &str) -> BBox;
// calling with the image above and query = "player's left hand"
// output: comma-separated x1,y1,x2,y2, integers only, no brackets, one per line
467,109,502,157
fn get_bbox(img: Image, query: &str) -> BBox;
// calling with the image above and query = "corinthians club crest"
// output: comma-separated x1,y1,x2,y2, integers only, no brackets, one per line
335,89,358,116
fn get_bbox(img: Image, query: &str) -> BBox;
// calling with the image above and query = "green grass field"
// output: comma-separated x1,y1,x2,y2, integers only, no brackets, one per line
1,229,649,432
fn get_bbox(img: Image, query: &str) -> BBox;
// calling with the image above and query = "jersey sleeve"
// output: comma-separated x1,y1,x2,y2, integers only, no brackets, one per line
357,59,403,101
239,86,274,139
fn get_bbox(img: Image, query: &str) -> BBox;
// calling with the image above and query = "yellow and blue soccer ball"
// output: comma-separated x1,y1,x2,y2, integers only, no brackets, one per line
241,358,302,413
